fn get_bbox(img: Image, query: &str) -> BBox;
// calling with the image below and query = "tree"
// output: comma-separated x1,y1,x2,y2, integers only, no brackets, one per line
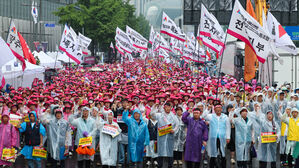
54,0,150,55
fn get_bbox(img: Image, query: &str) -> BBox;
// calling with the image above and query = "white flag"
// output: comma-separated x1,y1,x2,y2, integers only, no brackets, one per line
0,37,15,68
159,35,171,52
200,4,225,47
149,26,155,44
158,48,171,63
78,33,91,55
152,33,161,52
267,12,297,55
31,1,38,24
6,21,26,71
161,12,185,42
126,25,148,50
227,0,278,63
182,37,194,60
115,40,125,56
59,25,83,64
115,27,133,54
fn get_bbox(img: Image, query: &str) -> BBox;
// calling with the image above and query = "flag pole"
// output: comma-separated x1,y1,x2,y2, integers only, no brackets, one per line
53,45,58,69
215,34,228,100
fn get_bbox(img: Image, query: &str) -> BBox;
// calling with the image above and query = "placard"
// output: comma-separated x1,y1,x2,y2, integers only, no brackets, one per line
158,124,172,136
32,147,47,158
102,124,120,138
261,132,277,143
1,148,16,162
9,114,21,127
79,136,92,147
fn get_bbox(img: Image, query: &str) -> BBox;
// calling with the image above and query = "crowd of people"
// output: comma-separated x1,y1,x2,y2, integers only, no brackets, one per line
0,59,299,168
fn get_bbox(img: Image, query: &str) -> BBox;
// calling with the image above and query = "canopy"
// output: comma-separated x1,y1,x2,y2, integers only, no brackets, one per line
34,51,62,69
2,59,45,88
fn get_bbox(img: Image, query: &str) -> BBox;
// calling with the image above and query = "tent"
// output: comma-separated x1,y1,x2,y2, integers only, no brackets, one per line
2,59,45,88
34,51,62,69
57,52,77,64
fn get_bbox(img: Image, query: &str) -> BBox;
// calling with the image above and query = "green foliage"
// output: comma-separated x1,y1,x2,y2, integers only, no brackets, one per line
54,0,150,53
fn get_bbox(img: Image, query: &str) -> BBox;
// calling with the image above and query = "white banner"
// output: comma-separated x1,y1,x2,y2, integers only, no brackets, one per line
149,26,155,44
267,12,297,55
6,21,26,71
158,48,171,63
159,35,171,52
59,25,83,64
126,25,148,50
227,0,278,63
115,27,133,54
161,12,185,42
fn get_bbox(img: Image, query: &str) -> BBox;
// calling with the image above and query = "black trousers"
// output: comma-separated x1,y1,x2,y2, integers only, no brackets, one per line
259,161,276,168
237,161,247,168
186,161,200,168
209,138,226,168
77,160,91,168
158,157,173,168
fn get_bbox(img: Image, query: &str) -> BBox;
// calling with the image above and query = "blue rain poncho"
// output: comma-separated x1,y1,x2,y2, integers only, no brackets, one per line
122,109,149,162
19,111,46,161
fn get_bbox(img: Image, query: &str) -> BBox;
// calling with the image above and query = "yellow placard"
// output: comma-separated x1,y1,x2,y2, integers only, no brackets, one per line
1,148,16,162
32,147,47,158
9,120,20,127
158,124,173,136
24,116,30,122
79,136,92,147
261,132,277,143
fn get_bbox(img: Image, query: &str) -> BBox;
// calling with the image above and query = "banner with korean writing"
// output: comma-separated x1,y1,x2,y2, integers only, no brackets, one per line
6,21,26,71
158,124,173,136
32,147,47,159
59,25,82,64
261,132,277,143
149,26,155,44
126,25,148,50
115,27,133,54
102,124,120,138
9,114,21,127
78,33,92,55
79,136,93,147
227,0,278,63
1,148,16,162
161,12,185,42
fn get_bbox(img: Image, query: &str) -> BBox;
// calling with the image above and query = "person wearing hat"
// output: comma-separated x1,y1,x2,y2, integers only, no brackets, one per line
274,91,288,123
97,111,121,168
41,105,72,167
18,111,46,168
229,107,254,168
69,106,97,168
281,108,299,167
182,108,208,168
202,103,230,168
256,93,273,115
122,108,149,168
150,102,179,168
255,109,280,168
0,110,17,167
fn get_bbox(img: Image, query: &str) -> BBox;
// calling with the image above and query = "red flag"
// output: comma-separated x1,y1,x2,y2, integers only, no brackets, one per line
206,50,211,61
18,32,36,64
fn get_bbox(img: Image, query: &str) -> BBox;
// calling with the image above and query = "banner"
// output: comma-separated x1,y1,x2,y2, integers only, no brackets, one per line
200,4,226,47
159,35,171,52
126,25,148,50
78,33,92,55
158,48,171,63
59,25,82,64
32,147,47,158
0,37,15,68
79,136,93,147
102,124,120,138
261,132,277,143
1,148,16,162
227,0,278,63
267,12,297,55
161,12,185,42
115,40,125,56
7,21,26,71
149,26,155,44
9,114,21,127
115,27,133,54
158,124,172,136
152,33,161,52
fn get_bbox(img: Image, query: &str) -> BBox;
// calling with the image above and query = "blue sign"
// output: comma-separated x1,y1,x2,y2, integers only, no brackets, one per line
44,23,55,28
284,26,299,41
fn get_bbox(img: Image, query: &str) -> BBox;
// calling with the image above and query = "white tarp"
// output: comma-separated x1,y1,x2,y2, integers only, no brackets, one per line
2,59,45,88
34,51,62,68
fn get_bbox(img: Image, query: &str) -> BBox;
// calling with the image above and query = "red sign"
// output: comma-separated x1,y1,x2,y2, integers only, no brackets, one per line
84,56,95,64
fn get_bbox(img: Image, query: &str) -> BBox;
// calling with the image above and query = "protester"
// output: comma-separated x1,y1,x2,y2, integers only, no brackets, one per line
173,107,186,166
182,108,208,168
19,111,46,168
123,108,149,168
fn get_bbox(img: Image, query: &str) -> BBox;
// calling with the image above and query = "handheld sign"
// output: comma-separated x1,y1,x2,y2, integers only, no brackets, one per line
9,114,22,127
79,136,92,147
261,132,277,143
158,124,172,136
1,148,16,162
32,147,47,159
102,124,120,138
